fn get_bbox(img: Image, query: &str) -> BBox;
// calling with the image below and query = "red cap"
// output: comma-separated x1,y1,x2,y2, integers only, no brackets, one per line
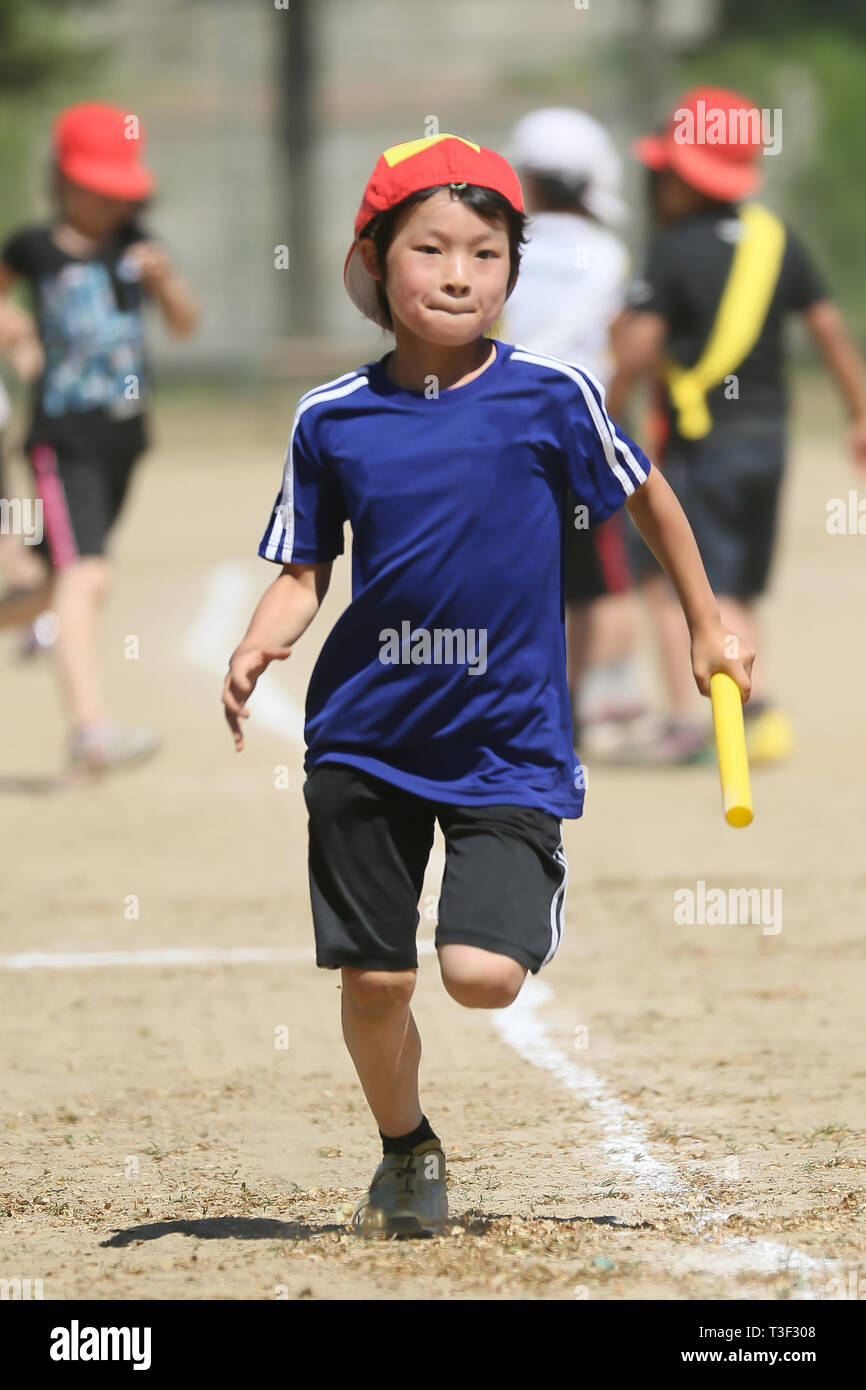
633,87,764,202
54,102,155,201
344,133,524,327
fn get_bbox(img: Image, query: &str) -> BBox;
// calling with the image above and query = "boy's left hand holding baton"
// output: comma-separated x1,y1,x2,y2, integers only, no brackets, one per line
625,465,756,698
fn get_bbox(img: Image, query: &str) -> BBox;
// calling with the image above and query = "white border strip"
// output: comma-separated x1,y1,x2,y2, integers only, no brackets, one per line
0,941,438,971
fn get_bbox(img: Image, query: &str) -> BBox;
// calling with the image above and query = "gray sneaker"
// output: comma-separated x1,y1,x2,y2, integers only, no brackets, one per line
351,1139,448,1238
68,722,160,778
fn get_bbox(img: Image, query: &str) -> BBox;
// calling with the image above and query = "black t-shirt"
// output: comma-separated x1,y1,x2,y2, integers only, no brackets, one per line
1,222,151,454
627,206,828,446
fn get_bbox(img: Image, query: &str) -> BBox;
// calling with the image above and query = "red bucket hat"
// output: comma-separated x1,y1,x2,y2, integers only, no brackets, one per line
634,86,765,202
54,102,155,201
344,133,524,327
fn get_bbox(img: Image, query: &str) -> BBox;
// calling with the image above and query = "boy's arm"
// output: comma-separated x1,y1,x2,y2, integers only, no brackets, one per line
223,560,332,749
802,298,866,471
625,468,754,699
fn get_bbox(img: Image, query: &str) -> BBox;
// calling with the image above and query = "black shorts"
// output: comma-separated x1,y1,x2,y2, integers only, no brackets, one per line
627,431,785,599
303,762,569,975
565,490,632,604
28,438,142,568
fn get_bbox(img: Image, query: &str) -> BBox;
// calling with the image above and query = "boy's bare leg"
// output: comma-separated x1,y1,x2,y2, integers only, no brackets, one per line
340,967,423,1137
52,557,111,727
340,951,526,1138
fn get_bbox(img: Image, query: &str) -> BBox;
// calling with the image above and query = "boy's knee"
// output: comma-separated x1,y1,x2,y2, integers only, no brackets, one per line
440,955,526,1010
341,966,416,1019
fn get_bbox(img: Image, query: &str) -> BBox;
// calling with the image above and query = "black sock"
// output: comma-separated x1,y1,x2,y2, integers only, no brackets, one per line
379,1114,438,1155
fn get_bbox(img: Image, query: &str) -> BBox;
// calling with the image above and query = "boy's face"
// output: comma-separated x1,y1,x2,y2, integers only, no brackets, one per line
361,189,511,342
59,177,139,240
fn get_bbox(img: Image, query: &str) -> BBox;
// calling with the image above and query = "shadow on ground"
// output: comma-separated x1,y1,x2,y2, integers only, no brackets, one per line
102,1210,654,1247
102,1216,348,1247
0,774,67,795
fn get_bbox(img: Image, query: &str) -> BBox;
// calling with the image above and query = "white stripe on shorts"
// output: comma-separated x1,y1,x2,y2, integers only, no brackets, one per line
541,840,569,969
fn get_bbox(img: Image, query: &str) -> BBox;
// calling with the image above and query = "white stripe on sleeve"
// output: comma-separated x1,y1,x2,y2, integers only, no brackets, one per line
511,348,648,496
263,373,369,563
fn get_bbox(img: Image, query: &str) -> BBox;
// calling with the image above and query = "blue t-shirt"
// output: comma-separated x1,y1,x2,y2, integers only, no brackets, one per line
258,339,651,818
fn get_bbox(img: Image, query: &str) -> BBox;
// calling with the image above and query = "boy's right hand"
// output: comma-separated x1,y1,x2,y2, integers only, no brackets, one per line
222,644,292,750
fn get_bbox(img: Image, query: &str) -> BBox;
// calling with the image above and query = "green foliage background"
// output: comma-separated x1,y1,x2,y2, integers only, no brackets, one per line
0,0,108,244
680,9,866,335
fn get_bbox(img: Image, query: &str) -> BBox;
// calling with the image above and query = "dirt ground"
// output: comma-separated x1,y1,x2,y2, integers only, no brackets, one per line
1,378,865,1301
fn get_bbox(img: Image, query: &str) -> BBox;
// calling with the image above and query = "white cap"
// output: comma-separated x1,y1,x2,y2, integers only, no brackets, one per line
507,107,628,226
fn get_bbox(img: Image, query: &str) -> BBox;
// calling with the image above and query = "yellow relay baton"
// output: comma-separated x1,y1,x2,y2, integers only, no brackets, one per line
710,672,753,828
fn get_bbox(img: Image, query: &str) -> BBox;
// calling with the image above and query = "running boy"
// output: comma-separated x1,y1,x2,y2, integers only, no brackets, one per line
223,134,753,1237
0,102,197,775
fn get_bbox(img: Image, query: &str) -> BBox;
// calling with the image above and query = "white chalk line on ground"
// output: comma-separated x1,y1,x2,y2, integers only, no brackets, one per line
0,942,438,971
495,977,838,1296
2,940,836,1294
179,565,836,1292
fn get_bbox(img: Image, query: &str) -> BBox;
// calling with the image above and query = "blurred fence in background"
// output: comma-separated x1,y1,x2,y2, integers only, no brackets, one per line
0,0,864,377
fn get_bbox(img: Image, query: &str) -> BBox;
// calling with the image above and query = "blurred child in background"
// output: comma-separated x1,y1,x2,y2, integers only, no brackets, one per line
608,86,866,764
504,108,648,756
0,102,197,776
